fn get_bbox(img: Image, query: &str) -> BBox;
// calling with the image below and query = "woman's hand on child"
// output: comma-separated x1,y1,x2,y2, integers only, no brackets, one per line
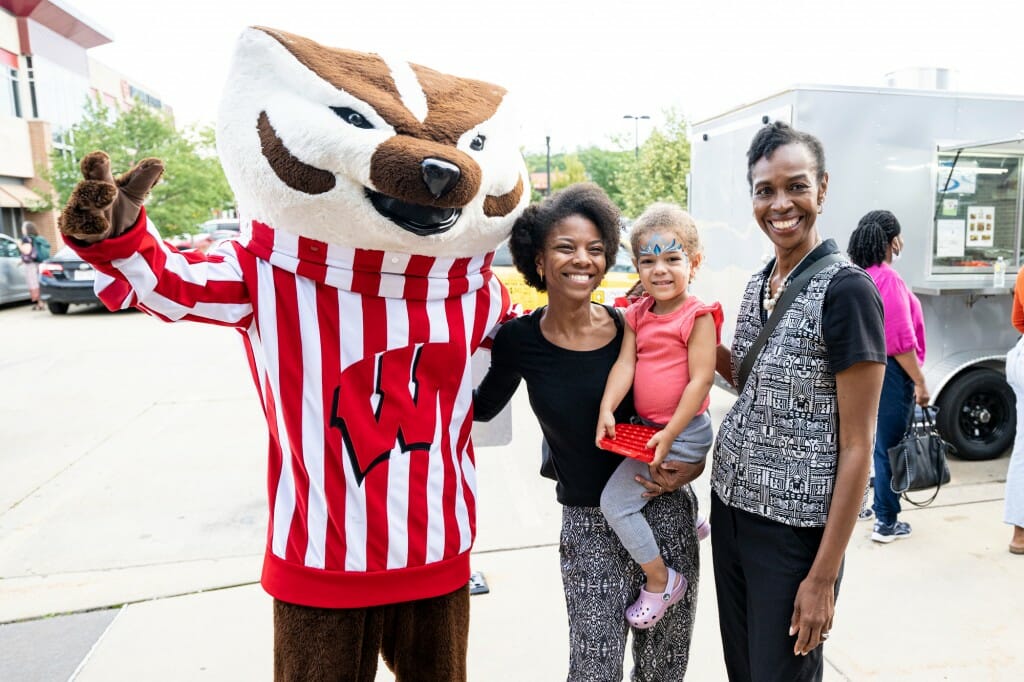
594,411,617,448
637,460,704,498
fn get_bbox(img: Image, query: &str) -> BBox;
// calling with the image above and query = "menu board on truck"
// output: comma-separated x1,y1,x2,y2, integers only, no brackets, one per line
966,206,995,247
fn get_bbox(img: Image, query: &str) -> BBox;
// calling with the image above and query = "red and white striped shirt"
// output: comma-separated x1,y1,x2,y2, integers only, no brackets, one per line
70,208,513,608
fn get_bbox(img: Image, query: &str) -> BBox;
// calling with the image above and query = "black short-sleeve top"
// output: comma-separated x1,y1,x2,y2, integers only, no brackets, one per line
474,305,634,507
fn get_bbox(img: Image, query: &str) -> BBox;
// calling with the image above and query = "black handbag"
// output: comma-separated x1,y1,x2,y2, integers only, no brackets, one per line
887,405,953,507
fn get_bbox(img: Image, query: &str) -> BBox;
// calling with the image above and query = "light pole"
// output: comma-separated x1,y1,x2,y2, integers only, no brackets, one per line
623,114,650,160
545,135,551,196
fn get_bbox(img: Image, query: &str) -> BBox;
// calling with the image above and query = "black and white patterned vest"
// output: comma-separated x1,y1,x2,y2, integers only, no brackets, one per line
712,257,857,527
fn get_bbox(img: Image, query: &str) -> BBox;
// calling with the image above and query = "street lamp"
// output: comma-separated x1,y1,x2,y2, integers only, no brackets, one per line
545,135,551,196
623,114,650,160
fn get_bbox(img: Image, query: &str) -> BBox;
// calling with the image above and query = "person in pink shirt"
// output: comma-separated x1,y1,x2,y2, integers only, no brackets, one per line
596,203,722,629
847,210,930,543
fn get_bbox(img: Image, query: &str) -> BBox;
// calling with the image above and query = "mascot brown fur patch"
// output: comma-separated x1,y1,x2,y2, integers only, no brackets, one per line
59,26,529,681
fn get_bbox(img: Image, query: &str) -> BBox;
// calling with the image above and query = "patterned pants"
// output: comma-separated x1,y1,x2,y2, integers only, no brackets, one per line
560,486,699,682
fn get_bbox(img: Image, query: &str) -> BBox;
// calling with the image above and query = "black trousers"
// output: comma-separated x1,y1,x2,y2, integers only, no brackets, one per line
710,492,843,682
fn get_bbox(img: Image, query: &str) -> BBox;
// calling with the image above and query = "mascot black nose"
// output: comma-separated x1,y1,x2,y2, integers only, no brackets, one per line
421,158,461,199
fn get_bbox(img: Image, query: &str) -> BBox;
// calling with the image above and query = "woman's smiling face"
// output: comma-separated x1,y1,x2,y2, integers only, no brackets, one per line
750,142,828,256
535,214,607,302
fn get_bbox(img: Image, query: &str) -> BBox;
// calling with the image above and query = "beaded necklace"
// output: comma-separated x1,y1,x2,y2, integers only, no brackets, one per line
762,243,821,312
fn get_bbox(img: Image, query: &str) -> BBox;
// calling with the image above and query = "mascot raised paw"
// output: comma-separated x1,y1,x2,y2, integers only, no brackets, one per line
60,26,529,682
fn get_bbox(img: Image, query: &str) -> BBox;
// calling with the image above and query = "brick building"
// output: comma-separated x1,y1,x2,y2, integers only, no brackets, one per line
0,0,169,248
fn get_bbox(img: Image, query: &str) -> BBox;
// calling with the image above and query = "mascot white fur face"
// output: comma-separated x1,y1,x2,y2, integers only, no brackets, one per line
217,26,530,257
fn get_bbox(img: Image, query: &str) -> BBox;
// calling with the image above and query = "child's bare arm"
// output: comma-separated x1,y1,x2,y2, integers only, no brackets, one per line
716,343,735,388
596,325,638,445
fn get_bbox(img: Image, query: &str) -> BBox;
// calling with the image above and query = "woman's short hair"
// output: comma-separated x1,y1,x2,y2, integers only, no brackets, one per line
508,183,621,292
22,221,38,237
629,202,701,264
746,121,826,189
847,209,902,268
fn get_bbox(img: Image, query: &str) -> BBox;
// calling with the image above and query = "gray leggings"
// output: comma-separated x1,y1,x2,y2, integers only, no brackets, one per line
600,412,713,565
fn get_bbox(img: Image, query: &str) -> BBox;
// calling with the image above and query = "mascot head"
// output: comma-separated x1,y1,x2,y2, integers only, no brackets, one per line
216,27,530,257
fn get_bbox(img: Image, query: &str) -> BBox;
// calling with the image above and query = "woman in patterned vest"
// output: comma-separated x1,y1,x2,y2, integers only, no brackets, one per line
711,122,886,682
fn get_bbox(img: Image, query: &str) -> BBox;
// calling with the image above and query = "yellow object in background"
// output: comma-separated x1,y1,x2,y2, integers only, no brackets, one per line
490,242,639,311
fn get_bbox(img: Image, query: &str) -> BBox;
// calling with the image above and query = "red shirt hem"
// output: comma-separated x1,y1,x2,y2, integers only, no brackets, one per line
260,550,471,608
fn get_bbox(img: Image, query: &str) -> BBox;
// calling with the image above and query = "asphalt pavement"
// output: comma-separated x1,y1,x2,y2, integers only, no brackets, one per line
1,300,1021,681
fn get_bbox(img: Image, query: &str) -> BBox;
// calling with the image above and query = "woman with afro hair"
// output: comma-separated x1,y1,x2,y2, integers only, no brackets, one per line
475,183,702,680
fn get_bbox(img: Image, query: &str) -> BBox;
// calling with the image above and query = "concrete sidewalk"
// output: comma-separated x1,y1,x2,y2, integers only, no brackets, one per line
1,303,1022,680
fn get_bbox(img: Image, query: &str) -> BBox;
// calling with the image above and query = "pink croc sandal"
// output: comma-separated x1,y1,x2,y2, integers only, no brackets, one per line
625,567,687,629
696,517,711,542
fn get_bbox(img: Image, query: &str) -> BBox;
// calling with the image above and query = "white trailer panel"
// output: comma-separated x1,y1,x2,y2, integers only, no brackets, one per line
690,85,1024,459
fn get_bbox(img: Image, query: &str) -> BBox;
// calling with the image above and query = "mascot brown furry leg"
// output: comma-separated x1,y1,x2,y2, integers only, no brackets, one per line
273,586,468,681
60,26,528,681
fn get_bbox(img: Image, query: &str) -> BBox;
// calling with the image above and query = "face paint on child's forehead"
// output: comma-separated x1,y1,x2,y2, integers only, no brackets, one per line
638,235,685,256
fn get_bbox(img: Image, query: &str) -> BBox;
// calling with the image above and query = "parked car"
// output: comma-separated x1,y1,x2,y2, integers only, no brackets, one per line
39,247,101,314
199,218,240,242
491,240,639,311
165,220,238,253
0,233,30,304
166,232,213,252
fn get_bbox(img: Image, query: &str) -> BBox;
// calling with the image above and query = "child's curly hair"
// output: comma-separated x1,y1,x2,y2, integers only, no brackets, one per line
628,203,702,278
507,183,621,292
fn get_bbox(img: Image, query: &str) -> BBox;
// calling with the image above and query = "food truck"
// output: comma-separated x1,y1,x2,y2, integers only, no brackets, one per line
689,83,1024,460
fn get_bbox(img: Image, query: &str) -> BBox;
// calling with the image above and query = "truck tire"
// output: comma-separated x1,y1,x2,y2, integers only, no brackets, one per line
47,301,69,315
936,368,1015,461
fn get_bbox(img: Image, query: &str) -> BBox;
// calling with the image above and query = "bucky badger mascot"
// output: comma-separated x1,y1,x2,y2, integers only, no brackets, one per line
60,27,529,681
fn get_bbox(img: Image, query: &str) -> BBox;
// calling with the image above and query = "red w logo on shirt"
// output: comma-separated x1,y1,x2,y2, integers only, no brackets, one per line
330,343,458,484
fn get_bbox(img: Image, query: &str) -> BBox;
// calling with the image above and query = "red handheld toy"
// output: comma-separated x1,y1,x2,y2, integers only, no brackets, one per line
598,423,659,463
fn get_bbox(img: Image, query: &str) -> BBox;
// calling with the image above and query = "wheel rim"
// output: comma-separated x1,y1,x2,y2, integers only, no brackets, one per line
957,390,1011,445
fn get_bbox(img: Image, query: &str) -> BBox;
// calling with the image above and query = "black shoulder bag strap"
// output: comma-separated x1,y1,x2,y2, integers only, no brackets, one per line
737,253,844,393
604,303,625,332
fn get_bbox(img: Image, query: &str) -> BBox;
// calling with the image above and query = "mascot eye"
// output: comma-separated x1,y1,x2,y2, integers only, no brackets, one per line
470,134,486,151
331,107,374,129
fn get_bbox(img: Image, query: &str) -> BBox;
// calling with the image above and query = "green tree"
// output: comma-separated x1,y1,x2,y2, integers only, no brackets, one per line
46,97,234,234
576,146,632,209
550,154,588,192
523,151,567,174
522,147,633,206
614,109,691,218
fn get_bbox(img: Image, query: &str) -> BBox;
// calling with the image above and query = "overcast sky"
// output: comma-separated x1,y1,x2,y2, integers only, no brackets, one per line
72,0,1024,154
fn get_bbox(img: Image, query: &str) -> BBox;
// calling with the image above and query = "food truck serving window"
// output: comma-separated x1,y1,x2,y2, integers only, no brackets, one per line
933,147,1022,274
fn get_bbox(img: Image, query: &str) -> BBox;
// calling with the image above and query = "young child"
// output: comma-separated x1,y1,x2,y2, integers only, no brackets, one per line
596,202,722,630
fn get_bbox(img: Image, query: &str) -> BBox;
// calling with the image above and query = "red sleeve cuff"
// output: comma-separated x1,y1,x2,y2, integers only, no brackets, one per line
66,207,150,263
